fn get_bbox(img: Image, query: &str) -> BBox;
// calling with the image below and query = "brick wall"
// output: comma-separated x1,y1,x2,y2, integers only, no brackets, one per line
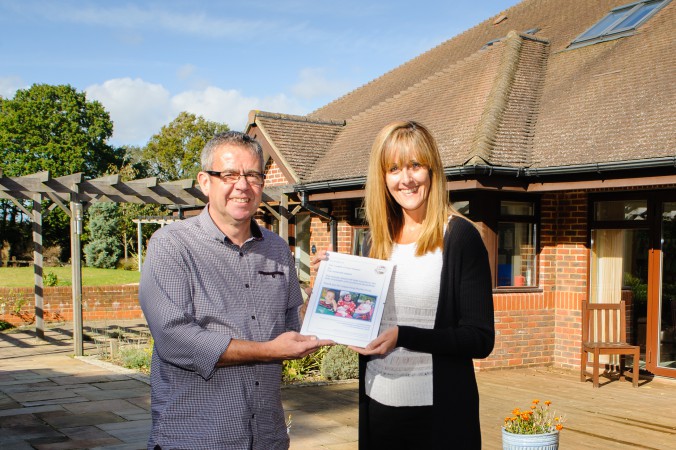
0,285,143,326
265,158,289,186
308,200,354,282
475,191,588,370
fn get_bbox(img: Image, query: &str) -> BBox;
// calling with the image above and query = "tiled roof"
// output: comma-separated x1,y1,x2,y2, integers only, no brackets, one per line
307,33,548,183
309,0,624,121
249,0,675,185
252,112,345,182
531,2,675,168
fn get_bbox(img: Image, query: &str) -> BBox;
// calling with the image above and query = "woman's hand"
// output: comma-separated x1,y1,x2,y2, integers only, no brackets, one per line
310,244,333,270
349,326,398,355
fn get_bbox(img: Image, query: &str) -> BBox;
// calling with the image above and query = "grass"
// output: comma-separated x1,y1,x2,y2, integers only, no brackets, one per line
0,266,140,287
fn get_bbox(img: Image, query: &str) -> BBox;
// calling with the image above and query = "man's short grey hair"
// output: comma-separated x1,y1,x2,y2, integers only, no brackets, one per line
201,131,264,171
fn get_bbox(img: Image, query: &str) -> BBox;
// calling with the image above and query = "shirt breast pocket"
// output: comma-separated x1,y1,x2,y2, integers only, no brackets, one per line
257,270,288,297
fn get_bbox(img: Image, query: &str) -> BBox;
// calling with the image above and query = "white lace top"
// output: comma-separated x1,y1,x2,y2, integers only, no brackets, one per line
364,241,442,406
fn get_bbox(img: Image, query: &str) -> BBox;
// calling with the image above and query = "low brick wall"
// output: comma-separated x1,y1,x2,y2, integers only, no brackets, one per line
0,285,143,326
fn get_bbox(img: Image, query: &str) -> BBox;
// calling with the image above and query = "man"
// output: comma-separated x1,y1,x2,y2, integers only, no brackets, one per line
139,131,331,449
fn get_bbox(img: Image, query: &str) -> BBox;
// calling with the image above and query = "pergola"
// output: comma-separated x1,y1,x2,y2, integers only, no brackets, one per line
0,169,294,355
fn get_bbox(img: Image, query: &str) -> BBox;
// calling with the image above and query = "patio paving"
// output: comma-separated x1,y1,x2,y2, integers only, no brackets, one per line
1,321,675,449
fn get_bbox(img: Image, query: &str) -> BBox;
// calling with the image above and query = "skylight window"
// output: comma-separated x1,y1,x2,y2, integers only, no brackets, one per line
569,0,670,48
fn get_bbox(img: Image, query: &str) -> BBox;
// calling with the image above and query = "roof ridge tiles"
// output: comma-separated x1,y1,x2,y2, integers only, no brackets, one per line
468,31,525,165
252,110,345,126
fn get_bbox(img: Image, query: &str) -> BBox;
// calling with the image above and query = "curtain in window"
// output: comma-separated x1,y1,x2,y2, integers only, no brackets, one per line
590,229,624,364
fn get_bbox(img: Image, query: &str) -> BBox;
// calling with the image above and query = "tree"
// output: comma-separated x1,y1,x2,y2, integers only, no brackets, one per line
0,84,123,261
83,202,122,268
142,112,229,181
0,84,123,177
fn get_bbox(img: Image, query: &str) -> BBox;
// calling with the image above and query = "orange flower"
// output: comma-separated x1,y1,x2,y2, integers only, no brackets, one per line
503,399,566,435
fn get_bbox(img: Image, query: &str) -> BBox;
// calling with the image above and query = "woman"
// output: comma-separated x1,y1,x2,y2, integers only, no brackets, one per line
351,120,494,449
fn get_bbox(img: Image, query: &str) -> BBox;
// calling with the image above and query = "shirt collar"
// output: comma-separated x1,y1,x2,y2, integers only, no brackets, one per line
198,206,264,244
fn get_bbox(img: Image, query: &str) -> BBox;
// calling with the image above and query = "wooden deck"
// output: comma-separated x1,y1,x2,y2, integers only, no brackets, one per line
477,367,676,449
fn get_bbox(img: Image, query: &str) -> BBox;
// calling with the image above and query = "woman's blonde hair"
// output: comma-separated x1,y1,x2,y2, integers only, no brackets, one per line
364,120,449,259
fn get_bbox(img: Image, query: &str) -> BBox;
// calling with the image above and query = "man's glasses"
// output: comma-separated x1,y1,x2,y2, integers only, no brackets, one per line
205,170,265,186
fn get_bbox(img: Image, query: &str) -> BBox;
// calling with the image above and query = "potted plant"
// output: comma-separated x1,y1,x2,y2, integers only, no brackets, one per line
502,400,565,450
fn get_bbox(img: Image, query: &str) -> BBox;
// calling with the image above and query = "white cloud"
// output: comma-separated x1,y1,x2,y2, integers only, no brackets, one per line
86,78,307,146
86,78,172,145
291,68,352,100
172,87,306,131
0,76,26,99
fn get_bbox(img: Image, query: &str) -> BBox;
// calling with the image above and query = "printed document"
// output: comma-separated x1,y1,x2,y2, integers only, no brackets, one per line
300,252,394,347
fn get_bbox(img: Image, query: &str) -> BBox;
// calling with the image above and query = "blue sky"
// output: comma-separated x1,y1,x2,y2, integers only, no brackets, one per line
1,0,520,147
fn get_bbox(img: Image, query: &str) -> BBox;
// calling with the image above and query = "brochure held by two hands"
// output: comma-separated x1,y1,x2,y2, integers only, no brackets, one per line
300,252,395,348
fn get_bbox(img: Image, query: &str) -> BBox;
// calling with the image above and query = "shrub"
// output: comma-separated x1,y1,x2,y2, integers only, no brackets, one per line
43,245,63,266
283,346,328,382
44,271,59,287
320,345,358,380
84,202,122,268
119,346,152,373
117,257,139,271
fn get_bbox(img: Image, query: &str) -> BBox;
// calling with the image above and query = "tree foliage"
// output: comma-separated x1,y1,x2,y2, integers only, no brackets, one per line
83,202,122,268
142,111,229,181
0,84,124,261
0,84,122,177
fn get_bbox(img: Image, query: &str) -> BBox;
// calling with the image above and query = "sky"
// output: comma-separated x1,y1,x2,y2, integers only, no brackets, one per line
1,0,521,147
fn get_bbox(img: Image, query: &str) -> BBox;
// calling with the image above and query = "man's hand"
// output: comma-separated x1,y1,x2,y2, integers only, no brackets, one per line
348,326,398,356
218,332,333,366
269,331,334,359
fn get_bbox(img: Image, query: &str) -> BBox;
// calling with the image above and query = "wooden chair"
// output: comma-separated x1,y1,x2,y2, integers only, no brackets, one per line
580,300,640,388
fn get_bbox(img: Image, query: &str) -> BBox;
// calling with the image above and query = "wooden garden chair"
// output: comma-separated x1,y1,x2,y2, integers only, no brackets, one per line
580,300,640,388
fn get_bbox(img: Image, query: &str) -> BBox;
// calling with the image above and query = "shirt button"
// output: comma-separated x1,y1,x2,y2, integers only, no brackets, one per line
255,381,259,386
252,414,255,419
251,315,256,320
239,252,244,257
245,283,250,288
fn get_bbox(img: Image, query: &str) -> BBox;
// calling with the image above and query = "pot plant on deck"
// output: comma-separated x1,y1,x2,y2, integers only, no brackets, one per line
502,400,565,450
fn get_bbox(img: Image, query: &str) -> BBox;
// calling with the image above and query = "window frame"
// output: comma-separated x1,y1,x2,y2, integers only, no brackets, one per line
569,0,670,49
496,200,540,290
450,192,541,291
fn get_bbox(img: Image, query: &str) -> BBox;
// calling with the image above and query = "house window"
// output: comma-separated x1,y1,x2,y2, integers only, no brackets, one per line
570,0,670,48
352,227,369,256
497,201,537,288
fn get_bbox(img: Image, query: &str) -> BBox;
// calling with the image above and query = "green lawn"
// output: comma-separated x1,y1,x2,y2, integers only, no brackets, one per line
0,266,140,287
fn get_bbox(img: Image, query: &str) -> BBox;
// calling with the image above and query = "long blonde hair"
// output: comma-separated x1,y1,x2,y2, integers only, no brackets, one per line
364,120,449,259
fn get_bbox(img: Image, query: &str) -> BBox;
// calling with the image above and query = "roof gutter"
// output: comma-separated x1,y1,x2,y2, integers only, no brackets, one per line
295,156,676,192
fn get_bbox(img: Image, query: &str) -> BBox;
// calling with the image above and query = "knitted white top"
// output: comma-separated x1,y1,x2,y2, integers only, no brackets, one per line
364,241,442,406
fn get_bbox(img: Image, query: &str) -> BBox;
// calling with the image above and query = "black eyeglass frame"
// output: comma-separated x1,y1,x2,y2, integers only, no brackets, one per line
204,170,266,186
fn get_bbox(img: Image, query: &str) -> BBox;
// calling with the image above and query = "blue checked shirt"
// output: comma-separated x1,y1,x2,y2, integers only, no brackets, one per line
139,208,303,450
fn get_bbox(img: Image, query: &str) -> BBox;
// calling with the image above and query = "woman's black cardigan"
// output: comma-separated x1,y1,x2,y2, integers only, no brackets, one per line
358,216,495,449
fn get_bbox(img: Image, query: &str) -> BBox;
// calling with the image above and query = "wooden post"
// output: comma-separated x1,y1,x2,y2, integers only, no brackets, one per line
32,193,44,340
70,200,84,356
137,220,143,272
280,193,289,241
